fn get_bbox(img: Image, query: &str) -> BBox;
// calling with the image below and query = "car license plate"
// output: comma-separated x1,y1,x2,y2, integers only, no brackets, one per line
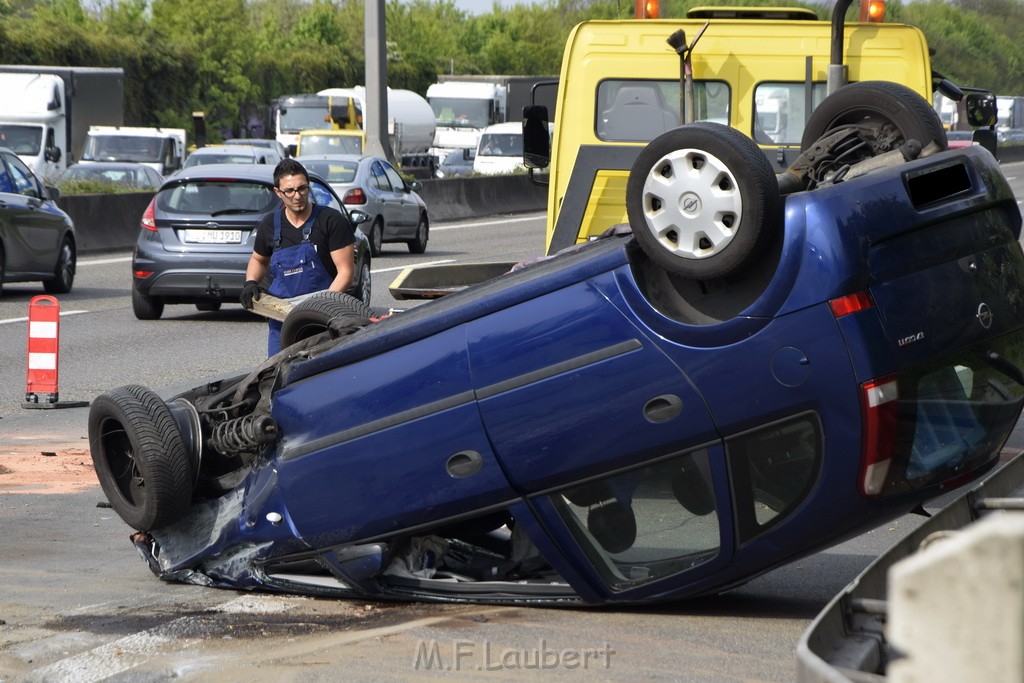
184,229,242,244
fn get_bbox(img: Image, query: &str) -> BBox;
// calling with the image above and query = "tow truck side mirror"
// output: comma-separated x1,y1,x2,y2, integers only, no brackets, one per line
523,105,551,170
964,91,997,128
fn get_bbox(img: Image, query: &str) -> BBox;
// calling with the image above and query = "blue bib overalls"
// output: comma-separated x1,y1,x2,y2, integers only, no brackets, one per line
266,204,333,355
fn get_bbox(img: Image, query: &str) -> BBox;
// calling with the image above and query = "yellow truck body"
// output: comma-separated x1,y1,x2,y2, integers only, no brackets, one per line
545,16,932,253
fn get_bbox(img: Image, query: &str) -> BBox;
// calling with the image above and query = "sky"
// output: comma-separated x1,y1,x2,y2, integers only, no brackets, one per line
452,0,542,15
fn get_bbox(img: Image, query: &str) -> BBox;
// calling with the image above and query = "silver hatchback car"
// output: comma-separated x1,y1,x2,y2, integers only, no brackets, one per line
297,154,429,256
130,164,371,319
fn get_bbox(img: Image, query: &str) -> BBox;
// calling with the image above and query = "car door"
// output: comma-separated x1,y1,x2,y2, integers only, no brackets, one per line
381,160,418,236
466,268,732,597
367,159,407,237
0,151,61,274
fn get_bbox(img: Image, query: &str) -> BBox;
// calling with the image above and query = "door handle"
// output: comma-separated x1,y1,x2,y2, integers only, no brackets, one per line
644,394,683,422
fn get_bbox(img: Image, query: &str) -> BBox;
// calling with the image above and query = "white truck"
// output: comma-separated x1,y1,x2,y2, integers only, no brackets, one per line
272,87,435,166
427,75,558,161
426,80,507,160
0,66,123,178
80,126,187,176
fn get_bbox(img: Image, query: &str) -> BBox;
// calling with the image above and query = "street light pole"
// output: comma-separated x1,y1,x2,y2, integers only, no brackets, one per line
363,0,395,163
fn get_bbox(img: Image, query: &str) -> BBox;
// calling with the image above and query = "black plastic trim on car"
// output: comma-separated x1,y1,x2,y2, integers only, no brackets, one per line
281,338,645,461
548,145,643,255
475,339,643,399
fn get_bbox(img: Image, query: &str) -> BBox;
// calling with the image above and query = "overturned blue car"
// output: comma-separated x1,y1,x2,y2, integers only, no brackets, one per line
89,84,1024,605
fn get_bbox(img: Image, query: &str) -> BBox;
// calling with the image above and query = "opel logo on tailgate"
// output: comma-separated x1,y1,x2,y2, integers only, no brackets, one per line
977,302,993,329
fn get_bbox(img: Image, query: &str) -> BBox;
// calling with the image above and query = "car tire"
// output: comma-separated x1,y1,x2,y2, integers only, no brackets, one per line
195,301,222,312
800,81,948,155
408,213,429,254
626,122,781,280
88,384,194,531
132,286,164,320
369,218,384,257
43,236,75,294
354,260,372,306
279,291,374,348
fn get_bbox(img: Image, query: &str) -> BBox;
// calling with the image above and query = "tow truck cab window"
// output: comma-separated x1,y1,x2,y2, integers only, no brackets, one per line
596,79,731,142
752,82,829,145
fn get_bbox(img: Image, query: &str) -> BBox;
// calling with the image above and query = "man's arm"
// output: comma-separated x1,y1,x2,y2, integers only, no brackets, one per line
245,251,271,283
327,245,355,292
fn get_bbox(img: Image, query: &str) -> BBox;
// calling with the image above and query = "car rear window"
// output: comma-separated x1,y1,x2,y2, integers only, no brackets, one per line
302,160,358,184
156,180,277,214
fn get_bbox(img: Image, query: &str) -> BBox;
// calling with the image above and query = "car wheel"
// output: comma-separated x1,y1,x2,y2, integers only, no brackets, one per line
369,218,384,257
132,286,164,320
279,291,374,348
88,384,194,531
626,122,781,280
195,301,222,312
355,259,372,306
800,81,947,156
43,236,75,294
408,213,429,254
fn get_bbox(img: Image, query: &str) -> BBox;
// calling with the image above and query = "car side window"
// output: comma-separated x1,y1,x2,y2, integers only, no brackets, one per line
310,180,342,212
0,155,14,194
370,161,392,192
382,163,406,193
6,154,41,198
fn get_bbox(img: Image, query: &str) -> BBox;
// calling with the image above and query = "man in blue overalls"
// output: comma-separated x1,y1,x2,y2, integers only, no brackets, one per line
240,158,357,356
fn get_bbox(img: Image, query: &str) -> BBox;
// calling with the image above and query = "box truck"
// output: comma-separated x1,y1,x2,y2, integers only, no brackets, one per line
0,65,123,178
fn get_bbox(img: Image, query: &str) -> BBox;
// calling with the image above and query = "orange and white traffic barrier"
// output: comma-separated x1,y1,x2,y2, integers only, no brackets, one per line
25,295,61,405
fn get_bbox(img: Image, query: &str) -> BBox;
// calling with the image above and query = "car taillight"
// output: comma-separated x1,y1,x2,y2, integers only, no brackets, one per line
133,270,154,279
141,197,157,232
343,188,367,205
829,291,873,318
859,375,899,496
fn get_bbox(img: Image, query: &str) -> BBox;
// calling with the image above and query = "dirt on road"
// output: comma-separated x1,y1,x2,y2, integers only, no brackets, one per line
0,437,97,494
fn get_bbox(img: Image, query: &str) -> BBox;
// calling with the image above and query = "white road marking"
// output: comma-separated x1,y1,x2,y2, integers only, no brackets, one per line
372,259,455,274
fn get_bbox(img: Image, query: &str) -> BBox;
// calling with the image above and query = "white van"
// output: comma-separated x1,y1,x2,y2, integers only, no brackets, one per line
474,121,543,175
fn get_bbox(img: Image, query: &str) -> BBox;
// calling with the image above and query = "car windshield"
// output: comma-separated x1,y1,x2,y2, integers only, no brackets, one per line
477,133,523,157
301,159,359,184
65,166,136,185
301,135,362,155
156,180,277,214
82,135,163,162
0,124,43,155
182,153,255,168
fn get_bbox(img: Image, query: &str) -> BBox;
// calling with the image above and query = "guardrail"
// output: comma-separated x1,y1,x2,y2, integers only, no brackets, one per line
58,174,549,256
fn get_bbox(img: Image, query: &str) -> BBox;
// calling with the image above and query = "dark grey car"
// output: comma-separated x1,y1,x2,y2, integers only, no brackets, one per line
297,154,429,256
131,164,371,320
63,162,164,190
0,147,76,295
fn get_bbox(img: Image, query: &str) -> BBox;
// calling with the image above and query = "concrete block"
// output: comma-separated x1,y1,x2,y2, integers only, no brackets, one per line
888,512,1024,683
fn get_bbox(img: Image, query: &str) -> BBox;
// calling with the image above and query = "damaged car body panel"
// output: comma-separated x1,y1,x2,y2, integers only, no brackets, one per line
92,86,1024,605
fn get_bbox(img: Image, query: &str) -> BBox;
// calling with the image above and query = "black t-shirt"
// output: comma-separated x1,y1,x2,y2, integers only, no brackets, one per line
253,204,356,279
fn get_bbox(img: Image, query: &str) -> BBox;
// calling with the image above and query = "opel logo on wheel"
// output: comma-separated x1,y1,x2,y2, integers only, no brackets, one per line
977,302,993,329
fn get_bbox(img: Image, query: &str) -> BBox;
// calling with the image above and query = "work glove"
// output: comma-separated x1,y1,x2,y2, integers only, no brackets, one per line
240,280,264,310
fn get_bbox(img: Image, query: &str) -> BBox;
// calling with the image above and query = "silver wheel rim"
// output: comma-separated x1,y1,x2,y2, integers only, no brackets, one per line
640,147,743,261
